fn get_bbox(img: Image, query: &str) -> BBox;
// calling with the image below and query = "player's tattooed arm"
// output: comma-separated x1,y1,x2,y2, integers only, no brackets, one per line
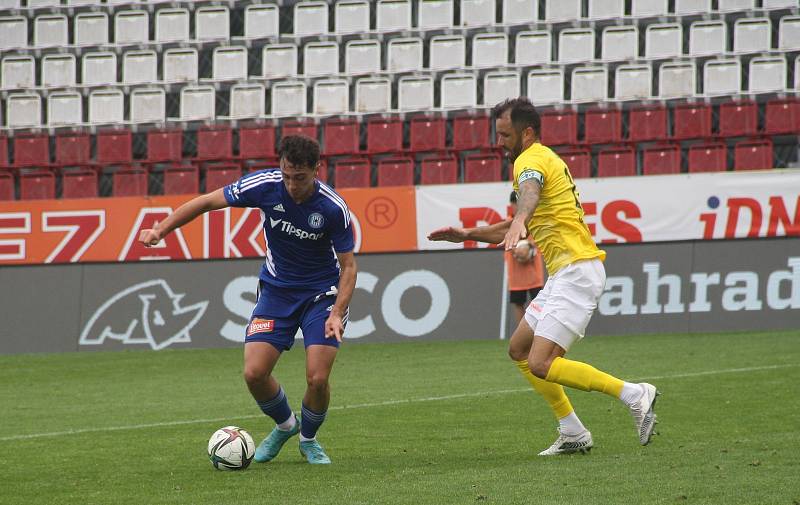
139,188,229,247
427,219,511,244
501,178,541,250
326,251,356,342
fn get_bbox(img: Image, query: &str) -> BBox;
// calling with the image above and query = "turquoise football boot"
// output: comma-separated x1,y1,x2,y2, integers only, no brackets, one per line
299,439,332,464
254,415,300,463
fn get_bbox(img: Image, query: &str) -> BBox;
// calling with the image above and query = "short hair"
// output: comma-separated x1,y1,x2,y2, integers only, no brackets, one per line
510,190,518,204
278,135,320,169
492,97,541,139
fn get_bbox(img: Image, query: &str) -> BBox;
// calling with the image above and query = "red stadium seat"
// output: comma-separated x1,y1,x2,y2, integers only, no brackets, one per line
146,129,183,164
317,158,330,184
14,133,50,168
163,164,200,195
323,118,360,156
464,152,502,183
0,135,9,167
584,108,622,145
19,170,56,200
597,146,636,177
238,124,276,160
409,116,446,152
540,109,578,146
333,157,371,188
245,159,281,173
195,126,233,161
367,117,403,154
764,98,800,135
642,143,681,175
0,171,14,200
377,156,414,186
557,148,591,179
96,130,133,165
282,120,318,141
672,103,712,140
62,169,98,199
55,132,92,168
734,139,773,171
205,163,242,192
420,154,458,185
452,114,490,150
718,100,758,138
627,105,668,142
688,142,727,173
112,166,149,197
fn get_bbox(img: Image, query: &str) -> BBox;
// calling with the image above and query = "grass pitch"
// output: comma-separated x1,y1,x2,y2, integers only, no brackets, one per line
1,330,798,505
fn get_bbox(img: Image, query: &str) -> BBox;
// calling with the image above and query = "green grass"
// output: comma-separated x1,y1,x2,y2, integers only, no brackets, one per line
1,331,799,505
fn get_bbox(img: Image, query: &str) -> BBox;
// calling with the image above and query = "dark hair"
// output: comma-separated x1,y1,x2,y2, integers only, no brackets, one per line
278,134,320,169
492,97,541,139
509,190,518,204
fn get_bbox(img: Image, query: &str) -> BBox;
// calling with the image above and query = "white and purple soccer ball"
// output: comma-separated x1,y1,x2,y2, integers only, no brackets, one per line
207,426,255,471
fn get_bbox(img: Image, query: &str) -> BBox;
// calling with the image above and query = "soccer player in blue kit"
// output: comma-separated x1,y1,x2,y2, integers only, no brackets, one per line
138,135,357,464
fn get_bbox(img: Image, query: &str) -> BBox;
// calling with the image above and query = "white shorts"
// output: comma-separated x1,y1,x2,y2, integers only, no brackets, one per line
523,259,606,351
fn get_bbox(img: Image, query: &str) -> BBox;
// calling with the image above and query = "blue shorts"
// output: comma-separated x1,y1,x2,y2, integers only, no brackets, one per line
245,281,344,352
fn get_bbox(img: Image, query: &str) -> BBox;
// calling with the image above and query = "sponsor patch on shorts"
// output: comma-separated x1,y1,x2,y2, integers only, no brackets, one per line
247,318,275,335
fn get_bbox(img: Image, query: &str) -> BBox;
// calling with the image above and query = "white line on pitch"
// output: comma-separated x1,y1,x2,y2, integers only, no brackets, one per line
3,363,797,442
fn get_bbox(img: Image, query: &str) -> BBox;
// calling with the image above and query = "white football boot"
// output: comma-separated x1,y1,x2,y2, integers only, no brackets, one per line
538,428,593,456
629,382,659,445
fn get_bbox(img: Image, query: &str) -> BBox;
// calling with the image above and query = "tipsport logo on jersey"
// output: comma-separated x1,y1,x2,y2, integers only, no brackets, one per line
268,217,325,240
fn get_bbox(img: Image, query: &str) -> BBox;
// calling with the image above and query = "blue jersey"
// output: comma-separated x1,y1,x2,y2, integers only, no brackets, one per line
223,169,354,291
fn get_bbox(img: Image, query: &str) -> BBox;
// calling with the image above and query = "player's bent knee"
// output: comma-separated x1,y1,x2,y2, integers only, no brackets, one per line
305,373,329,392
508,345,528,362
527,358,552,380
243,366,269,387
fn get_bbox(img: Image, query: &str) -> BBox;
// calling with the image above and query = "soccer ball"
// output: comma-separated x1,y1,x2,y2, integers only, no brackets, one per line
207,426,255,470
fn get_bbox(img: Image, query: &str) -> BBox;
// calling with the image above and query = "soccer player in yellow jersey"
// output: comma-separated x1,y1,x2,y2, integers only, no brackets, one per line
429,97,660,455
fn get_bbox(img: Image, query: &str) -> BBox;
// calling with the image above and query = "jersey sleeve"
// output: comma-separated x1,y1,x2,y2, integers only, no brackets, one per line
223,170,277,208
328,204,355,253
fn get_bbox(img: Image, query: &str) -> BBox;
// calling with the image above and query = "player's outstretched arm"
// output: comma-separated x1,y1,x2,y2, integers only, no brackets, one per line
325,251,357,342
138,188,229,247
501,180,541,250
428,219,511,245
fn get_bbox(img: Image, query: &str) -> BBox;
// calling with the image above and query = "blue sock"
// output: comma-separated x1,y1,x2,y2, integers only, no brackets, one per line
256,388,293,426
300,403,327,440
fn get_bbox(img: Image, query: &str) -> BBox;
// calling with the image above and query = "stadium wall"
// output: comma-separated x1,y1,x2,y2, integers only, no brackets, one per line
0,237,798,354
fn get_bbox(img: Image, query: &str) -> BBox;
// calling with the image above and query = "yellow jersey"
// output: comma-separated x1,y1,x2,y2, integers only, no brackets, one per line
512,142,605,274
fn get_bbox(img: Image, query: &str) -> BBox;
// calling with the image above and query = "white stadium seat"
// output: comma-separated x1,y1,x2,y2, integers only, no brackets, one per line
35,14,69,48
123,50,157,86
733,18,772,53
271,81,307,117
659,62,696,98
645,23,683,59
294,1,328,36
461,0,495,26
601,26,638,61
779,16,800,50
228,84,265,119
82,52,117,86
6,93,42,129
75,13,109,47
262,44,298,78
546,0,581,22
156,8,190,43
429,35,466,71
28,0,59,7
42,54,77,88
717,0,756,10
764,0,796,8
703,58,741,96
355,77,392,113
504,0,538,24
0,16,27,51
795,56,800,88
689,21,727,56
115,11,149,45
1,56,35,91
418,0,454,29
163,48,199,83
313,79,349,115
588,0,624,20
483,71,520,106
211,46,247,81
515,31,552,65
180,85,215,121
570,67,608,103
631,0,668,17
345,40,381,75
243,5,280,39
615,64,652,100
68,0,99,6
335,0,370,34
0,0,21,7
440,73,477,109
89,89,124,125
749,57,787,93
377,0,412,32
675,0,711,15
130,88,166,124
472,33,509,68
304,41,340,77
387,37,423,73
398,75,434,111
48,91,83,126
196,6,230,42
527,68,564,105
558,28,595,64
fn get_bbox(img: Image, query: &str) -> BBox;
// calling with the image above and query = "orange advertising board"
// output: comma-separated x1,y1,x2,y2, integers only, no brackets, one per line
0,186,417,265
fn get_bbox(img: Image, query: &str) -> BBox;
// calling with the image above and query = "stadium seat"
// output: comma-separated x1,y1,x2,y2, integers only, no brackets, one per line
718,100,758,137
733,18,771,53
271,82,307,117
589,0,624,18
484,71,521,107
628,105,668,142
115,10,149,44
505,0,538,23
388,38,424,73
205,163,242,192
659,62,696,98
779,16,800,50
238,124,276,160
464,152,502,183
597,146,636,177
112,167,148,197
196,126,233,161
0,16,27,51
313,79,349,115
642,143,681,175
615,64,653,101
430,35,466,71
461,0,495,26
420,154,458,185
14,134,50,168
749,57,787,94
601,26,638,61
163,164,200,195
155,8,190,43
1,55,35,90
646,23,682,59
718,0,756,10
262,44,299,79
546,0,580,22
96,130,133,166
472,33,509,68
452,114,490,150
180,85,216,121
47,92,83,127
398,76,434,112
688,142,728,172
355,77,392,113
440,74,477,109
211,46,247,81
703,59,742,97
42,54,77,88
556,148,591,179
333,157,371,188
764,98,800,134
377,157,415,187
323,119,360,156
62,169,98,199
335,0,370,34
243,4,279,39
130,88,166,124
0,171,13,201
35,14,69,47
570,67,608,103
0,135,8,168
146,129,183,165
410,116,446,153
304,42,339,77
540,109,578,146
55,132,91,169
377,0,411,32
632,0,668,16
734,139,774,170
294,1,329,36
20,170,56,200
689,20,726,56
558,29,594,65
6,93,42,129
584,108,622,145
74,12,108,46
195,6,229,41
675,0,710,15
367,117,403,154
345,40,381,75
164,48,199,83
419,0,453,29
282,120,318,141
89,89,124,125
764,0,795,7
228,84,266,119
672,103,712,140
527,68,565,105
516,31,552,66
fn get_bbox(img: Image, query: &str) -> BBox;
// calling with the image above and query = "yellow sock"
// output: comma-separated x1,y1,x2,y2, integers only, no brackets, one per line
514,360,574,419
545,357,624,397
